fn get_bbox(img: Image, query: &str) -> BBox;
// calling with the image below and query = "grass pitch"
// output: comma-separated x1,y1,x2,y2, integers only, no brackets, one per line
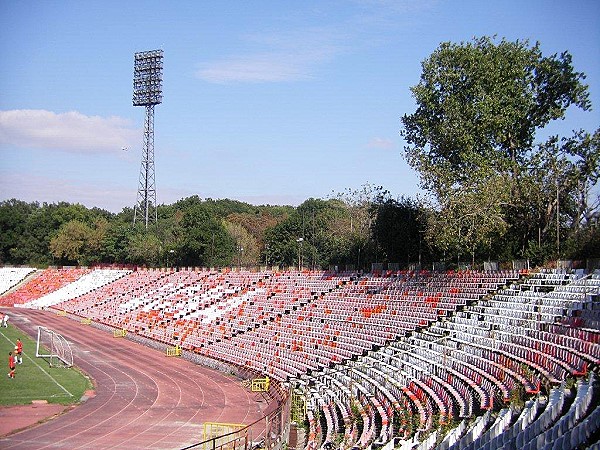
0,324,92,406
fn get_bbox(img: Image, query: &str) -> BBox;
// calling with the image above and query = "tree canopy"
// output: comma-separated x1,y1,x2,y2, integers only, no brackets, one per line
0,187,440,270
401,36,598,262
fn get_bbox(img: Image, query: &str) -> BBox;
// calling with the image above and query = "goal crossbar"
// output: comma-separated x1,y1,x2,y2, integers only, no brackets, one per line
36,326,73,368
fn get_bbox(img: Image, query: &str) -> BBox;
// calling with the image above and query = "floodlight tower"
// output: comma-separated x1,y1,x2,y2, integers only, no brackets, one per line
132,49,163,228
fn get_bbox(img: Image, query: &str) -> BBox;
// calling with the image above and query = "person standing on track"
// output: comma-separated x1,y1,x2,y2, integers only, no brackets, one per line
2,313,8,327
15,339,23,364
8,351,15,379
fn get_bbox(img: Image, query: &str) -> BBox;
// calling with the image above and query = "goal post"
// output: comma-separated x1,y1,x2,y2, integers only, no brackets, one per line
36,326,74,368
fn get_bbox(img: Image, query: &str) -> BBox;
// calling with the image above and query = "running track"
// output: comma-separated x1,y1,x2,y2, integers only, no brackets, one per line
0,308,271,450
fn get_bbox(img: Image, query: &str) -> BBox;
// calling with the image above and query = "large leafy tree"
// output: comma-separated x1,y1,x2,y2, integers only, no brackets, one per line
370,195,430,266
50,216,112,266
127,231,163,266
12,202,107,266
224,220,259,267
401,36,593,261
227,208,290,266
99,221,133,264
0,199,36,264
263,198,358,269
424,174,511,265
177,202,234,267
330,184,389,269
523,129,600,258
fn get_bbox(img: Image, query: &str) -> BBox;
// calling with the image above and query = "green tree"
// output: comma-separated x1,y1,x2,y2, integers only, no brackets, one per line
227,209,290,266
526,128,600,258
264,204,312,268
371,195,430,266
330,184,388,269
264,198,350,269
224,220,259,267
424,174,510,265
49,220,93,265
127,231,163,266
50,216,111,266
401,36,592,261
0,199,37,264
99,221,132,264
177,202,234,267
11,202,101,266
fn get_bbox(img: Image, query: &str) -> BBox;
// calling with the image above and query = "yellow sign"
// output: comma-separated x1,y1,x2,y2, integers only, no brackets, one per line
113,329,127,338
166,345,182,357
251,377,270,392
291,390,307,423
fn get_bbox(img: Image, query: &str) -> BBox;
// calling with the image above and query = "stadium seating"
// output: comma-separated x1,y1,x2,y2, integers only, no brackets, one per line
3,266,599,449
0,267,35,297
1,267,90,306
17,269,130,309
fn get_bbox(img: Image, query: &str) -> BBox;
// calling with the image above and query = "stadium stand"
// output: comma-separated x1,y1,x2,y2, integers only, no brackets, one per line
16,268,130,309
2,266,599,449
0,267,35,296
1,267,90,306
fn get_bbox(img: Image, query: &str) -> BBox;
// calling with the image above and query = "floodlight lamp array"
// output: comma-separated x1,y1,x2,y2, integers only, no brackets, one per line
132,49,164,106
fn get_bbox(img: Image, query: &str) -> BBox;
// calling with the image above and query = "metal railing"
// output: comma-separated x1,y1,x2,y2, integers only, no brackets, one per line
182,389,291,450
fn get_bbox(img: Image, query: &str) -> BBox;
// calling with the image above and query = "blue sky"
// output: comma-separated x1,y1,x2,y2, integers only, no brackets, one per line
1,1,599,213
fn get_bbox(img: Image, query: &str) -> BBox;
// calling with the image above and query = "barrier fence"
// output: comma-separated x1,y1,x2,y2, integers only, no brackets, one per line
183,386,291,450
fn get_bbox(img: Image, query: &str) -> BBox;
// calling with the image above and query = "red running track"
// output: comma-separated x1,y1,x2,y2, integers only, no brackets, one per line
0,308,271,450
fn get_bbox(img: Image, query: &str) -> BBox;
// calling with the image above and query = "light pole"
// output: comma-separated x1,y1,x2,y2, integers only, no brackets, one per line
264,244,269,268
296,238,304,271
132,49,163,229
238,246,244,269
556,173,560,258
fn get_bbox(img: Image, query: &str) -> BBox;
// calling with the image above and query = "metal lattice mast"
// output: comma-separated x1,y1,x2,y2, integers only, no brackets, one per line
135,104,157,227
132,49,163,228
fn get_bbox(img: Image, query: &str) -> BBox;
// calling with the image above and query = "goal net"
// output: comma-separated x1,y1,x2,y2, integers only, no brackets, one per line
36,326,74,368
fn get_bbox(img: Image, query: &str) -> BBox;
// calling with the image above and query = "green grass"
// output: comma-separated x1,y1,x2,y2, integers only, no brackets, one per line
0,324,93,406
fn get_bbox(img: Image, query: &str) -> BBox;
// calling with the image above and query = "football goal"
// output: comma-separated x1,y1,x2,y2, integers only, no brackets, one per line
36,326,74,368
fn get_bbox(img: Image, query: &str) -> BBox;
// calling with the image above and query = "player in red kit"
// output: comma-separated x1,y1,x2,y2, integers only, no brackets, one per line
8,351,15,379
15,338,23,364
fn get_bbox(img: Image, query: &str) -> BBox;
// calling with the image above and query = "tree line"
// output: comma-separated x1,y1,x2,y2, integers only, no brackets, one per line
0,190,428,269
1,36,597,270
0,184,596,270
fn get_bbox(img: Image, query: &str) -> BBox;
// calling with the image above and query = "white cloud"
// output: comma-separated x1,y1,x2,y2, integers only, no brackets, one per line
194,0,436,84
196,0,437,83
197,53,313,83
0,109,139,153
196,27,343,83
367,137,395,149
353,0,438,14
